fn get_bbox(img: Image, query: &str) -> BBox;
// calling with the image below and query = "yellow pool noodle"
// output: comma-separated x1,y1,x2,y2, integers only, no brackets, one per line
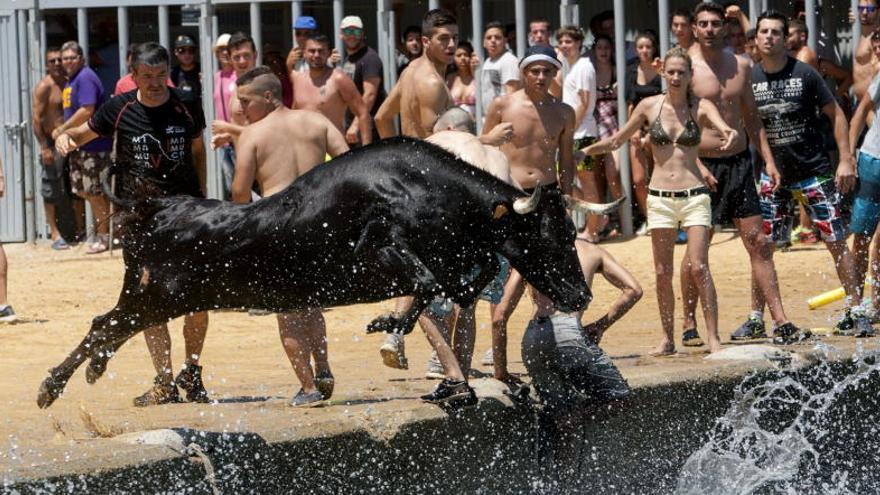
807,281,872,310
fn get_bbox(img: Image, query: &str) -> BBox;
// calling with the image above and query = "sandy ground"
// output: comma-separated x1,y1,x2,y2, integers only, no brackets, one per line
0,231,869,478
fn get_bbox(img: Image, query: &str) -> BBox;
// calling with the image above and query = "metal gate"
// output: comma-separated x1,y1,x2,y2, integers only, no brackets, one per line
0,9,28,243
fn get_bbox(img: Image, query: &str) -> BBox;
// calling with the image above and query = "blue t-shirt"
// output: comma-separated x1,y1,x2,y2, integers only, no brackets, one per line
63,66,112,152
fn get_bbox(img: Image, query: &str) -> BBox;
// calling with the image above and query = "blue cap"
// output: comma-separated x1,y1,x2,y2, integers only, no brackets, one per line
294,16,317,30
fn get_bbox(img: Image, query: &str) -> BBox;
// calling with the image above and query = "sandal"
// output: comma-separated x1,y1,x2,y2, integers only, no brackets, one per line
682,328,704,347
86,235,109,255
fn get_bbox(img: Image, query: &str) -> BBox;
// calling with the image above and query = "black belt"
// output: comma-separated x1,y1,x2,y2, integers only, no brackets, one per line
648,186,710,198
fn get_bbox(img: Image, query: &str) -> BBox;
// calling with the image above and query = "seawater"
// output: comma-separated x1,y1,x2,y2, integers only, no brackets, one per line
676,343,880,494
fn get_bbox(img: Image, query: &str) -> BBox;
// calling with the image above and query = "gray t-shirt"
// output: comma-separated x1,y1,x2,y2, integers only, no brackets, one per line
480,51,520,113
862,73,880,159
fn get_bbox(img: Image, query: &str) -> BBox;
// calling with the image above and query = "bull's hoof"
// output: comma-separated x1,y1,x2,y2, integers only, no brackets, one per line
37,374,67,409
85,349,113,384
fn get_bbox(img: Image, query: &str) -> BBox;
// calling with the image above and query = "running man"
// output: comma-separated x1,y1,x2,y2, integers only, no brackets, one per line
55,42,211,406
681,2,804,346
483,45,577,384
291,33,372,143
230,66,349,407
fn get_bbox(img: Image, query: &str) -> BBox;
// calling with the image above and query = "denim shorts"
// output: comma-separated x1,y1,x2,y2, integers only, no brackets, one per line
850,151,880,235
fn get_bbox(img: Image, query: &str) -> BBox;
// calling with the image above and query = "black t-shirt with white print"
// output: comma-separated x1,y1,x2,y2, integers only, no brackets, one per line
751,56,835,185
88,88,205,198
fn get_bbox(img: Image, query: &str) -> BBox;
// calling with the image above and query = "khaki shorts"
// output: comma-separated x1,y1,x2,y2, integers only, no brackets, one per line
647,189,712,231
69,150,110,197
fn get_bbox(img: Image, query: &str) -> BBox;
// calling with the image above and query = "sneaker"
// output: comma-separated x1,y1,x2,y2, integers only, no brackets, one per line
682,328,704,347
853,316,876,338
0,305,17,323
175,364,210,403
481,348,494,366
133,376,181,407
420,379,478,406
289,389,324,407
771,322,812,345
425,353,445,380
379,333,408,370
775,239,792,251
51,238,70,250
730,316,767,340
675,229,688,245
636,223,649,236
834,308,857,335
315,370,335,400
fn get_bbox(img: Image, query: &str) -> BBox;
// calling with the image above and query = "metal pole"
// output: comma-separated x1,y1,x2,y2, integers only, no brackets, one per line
201,2,220,199
291,1,302,47
805,0,817,51
515,0,526,57
21,10,36,244
250,3,262,54
158,5,170,50
376,0,389,93
560,0,571,27
429,0,439,9
472,0,484,131
658,0,670,56
614,0,633,235
388,8,398,90
333,0,344,54
117,7,128,79
748,0,759,27
76,8,88,57
852,0,862,63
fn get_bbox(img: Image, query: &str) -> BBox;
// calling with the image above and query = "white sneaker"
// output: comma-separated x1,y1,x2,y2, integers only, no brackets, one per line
0,305,16,323
481,348,494,366
636,223,649,236
379,333,408,370
425,352,444,379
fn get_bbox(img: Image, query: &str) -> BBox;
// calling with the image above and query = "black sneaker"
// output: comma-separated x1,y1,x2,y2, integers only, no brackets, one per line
0,305,17,323
833,308,872,336
420,379,478,406
772,322,812,345
682,328,704,347
730,316,767,340
175,364,210,403
289,389,324,407
133,376,182,407
315,370,335,400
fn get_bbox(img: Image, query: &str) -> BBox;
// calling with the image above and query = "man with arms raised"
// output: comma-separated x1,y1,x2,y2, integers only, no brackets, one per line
681,2,804,346
231,66,349,406
291,33,372,144
483,45,576,384
33,47,74,249
749,11,868,337
55,42,211,406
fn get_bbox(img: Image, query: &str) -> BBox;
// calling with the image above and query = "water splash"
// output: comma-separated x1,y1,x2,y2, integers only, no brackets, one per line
675,343,880,494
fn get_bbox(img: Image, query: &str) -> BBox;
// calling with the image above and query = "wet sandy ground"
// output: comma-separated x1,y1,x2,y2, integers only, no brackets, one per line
0,232,870,479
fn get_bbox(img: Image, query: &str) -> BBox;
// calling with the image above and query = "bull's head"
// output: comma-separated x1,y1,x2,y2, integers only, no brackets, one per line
496,186,591,313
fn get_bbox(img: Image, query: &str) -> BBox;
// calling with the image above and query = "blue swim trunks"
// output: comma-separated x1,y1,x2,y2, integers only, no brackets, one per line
425,255,511,317
850,151,880,235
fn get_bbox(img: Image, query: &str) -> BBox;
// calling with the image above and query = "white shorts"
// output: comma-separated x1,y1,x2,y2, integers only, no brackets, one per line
647,189,712,231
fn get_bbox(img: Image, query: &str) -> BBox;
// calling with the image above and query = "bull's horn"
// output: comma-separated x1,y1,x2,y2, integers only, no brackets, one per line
513,185,542,214
564,195,626,216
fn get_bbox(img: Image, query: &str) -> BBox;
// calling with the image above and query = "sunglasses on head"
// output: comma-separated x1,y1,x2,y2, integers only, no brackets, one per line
859,5,878,13
342,27,362,36
176,47,195,54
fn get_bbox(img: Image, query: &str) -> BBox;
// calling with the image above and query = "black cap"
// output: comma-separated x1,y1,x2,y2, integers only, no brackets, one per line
174,35,196,49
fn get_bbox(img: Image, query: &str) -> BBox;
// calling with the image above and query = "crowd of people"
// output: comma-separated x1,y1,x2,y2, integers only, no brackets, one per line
12,0,880,414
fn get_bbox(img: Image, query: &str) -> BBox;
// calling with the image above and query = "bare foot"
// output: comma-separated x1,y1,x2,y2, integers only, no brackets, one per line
707,340,722,353
648,341,676,357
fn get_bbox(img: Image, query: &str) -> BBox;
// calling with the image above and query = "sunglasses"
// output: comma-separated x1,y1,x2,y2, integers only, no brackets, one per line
859,5,878,13
342,27,363,36
176,47,195,54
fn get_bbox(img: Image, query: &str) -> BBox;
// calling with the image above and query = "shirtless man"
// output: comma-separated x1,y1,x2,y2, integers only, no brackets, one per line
682,2,804,345
787,19,818,69
291,33,371,144
854,0,880,101
230,66,349,407
32,48,73,249
522,239,642,414
484,45,576,384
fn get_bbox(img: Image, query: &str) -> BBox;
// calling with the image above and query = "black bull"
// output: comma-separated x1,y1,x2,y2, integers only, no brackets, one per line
37,137,590,408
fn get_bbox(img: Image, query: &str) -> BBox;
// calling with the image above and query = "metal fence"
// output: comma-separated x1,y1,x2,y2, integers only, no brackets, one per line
0,0,864,242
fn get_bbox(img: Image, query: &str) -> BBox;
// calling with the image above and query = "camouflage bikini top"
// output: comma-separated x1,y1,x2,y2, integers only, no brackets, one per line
647,95,701,148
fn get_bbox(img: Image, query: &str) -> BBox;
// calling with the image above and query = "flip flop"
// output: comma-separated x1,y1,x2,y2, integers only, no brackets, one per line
86,240,108,255
682,328,704,347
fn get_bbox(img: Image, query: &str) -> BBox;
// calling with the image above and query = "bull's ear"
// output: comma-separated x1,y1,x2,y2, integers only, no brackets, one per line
493,203,509,220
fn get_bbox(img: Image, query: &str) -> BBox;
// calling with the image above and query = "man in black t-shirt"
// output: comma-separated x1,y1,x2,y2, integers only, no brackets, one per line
750,11,873,337
339,15,386,145
171,35,202,102
56,42,214,405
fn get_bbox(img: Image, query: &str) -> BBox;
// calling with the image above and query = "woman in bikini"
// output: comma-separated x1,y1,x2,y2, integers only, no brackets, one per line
446,41,477,118
579,47,737,355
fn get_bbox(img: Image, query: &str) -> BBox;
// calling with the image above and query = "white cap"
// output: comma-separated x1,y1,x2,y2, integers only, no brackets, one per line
214,33,231,49
340,16,363,29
